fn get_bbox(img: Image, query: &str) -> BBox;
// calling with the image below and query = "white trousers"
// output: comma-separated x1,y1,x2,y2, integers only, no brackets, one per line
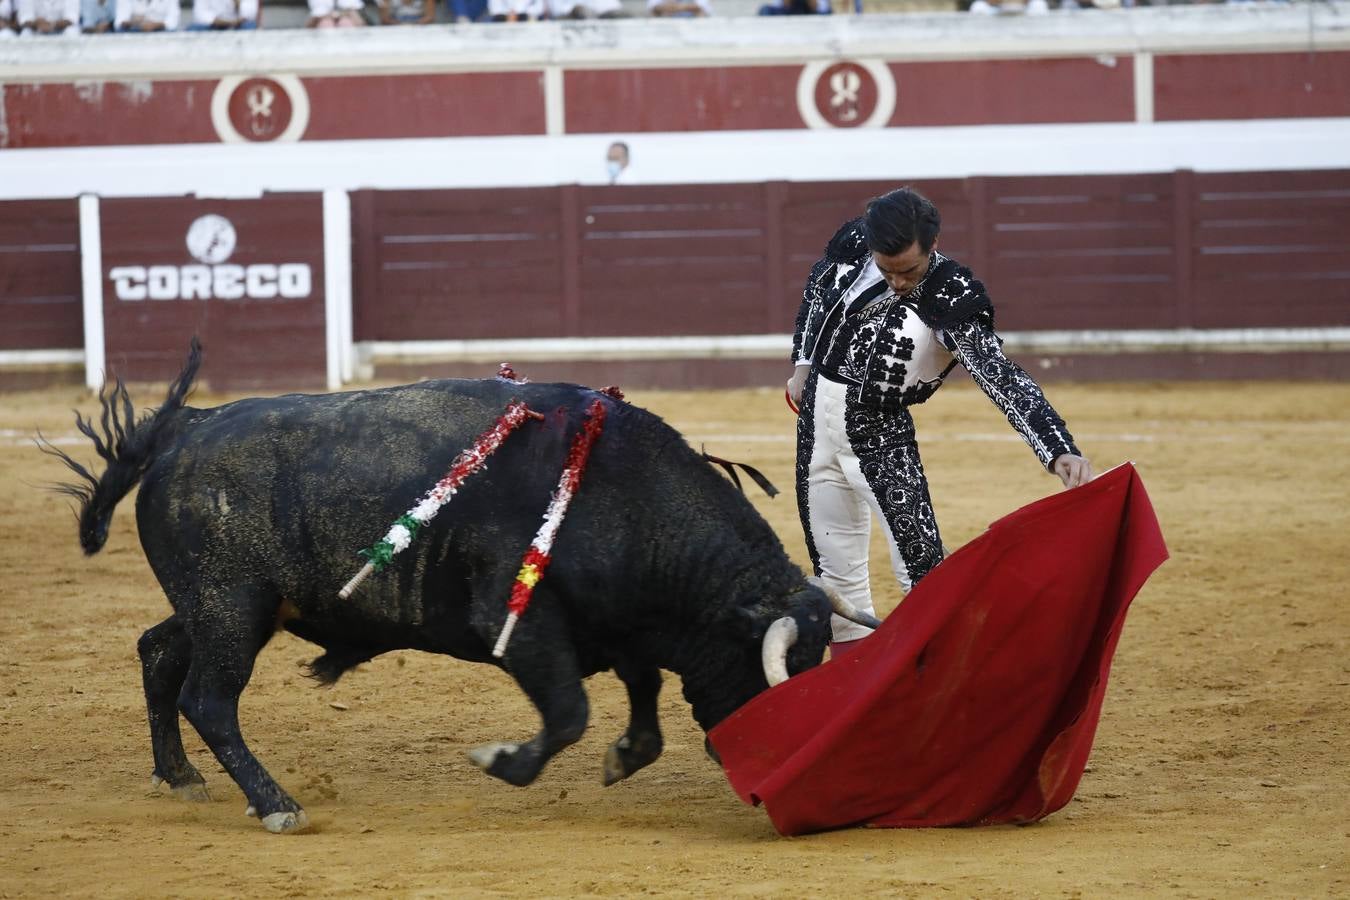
805,377,912,642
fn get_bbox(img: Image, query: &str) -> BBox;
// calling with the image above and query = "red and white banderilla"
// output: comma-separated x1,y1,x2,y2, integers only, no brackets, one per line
492,399,607,658
339,399,543,599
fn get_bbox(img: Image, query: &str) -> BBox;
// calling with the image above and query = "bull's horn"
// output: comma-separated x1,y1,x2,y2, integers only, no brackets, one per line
760,617,798,687
808,576,883,630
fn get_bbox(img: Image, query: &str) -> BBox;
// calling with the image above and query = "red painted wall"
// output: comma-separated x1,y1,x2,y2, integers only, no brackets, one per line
978,173,1181,331
350,169,1350,343
0,200,83,351
301,72,547,141
0,72,546,148
1188,168,1350,328
4,50,1337,148
564,66,805,133
352,187,568,343
0,81,218,148
886,57,1134,127
1155,50,1350,122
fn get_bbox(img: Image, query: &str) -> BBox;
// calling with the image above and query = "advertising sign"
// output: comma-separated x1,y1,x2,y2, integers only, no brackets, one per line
100,194,326,390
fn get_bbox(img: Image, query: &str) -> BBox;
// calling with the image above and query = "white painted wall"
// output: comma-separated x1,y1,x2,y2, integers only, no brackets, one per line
2,119,1348,202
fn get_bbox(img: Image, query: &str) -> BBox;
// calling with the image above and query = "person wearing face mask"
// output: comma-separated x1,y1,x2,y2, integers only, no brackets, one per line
605,140,630,184
787,187,1093,659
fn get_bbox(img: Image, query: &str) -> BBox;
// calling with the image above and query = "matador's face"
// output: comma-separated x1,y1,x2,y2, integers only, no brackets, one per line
872,241,934,298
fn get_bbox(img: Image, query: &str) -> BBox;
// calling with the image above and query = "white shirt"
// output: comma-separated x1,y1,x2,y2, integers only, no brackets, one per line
487,0,543,16
114,0,180,27
547,0,619,15
308,0,364,15
647,0,710,12
607,160,640,184
17,0,79,25
192,0,259,25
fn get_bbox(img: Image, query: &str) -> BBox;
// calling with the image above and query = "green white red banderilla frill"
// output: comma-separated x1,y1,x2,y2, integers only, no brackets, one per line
492,398,607,658
338,399,543,599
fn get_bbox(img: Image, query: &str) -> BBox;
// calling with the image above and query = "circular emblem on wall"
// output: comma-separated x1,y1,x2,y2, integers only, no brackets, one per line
211,74,311,144
796,60,897,130
185,214,238,264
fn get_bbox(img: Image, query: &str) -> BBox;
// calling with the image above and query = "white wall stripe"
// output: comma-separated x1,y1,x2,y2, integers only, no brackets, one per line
322,189,352,390
4,119,1348,202
1134,51,1154,125
13,327,1349,376
544,65,565,138
78,194,105,391
1002,327,1350,354
362,327,1350,365
0,350,85,366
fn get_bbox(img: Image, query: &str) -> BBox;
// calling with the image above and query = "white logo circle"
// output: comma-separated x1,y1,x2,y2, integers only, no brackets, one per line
211,74,311,144
185,214,237,265
796,60,897,131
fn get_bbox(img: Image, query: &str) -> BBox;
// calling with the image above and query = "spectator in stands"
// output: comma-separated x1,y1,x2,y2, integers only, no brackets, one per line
307,0,365,25
605,140,630,184
967,0,1050,12
487,0,542,20
448,0,486,21
17,0,80,32
548,0,624,17
80,0,114,31
648,0,708,14
115,0,178,29
378,0,433,23
758,0,829,14
1,0,19,33
188,0,258,28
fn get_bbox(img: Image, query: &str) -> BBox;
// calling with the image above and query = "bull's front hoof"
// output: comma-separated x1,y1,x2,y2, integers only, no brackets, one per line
467,741,542,787
261,810,311,834
151,773,211,802
467,742,518,772
602,733,663,787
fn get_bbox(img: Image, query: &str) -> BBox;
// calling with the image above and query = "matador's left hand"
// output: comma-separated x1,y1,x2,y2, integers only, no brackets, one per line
1052,454,1093,489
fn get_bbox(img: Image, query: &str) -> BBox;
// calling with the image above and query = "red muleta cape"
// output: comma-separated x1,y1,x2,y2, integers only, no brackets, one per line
709,463,1167,836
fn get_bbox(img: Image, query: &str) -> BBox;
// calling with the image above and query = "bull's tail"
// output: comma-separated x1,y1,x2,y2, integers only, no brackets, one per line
39,337,203,555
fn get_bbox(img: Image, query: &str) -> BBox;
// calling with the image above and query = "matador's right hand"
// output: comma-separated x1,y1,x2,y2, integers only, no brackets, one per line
1053,454,1093,489
787,366,809,408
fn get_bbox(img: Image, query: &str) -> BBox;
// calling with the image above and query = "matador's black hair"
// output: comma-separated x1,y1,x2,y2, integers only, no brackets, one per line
864,187,941,256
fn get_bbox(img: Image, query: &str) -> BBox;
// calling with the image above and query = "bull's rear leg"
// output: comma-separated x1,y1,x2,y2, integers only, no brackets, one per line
467,603,589,786
603,658,663,786
139,615,209,801
178,584,307,834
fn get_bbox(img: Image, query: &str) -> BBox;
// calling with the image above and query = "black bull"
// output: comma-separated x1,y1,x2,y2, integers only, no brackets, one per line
47,341,874,833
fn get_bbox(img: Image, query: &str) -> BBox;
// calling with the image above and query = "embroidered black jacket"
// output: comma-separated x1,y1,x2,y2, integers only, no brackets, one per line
791,217,1079,470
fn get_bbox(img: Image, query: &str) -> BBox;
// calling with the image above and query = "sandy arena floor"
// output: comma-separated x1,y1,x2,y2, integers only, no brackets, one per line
0,377,1346,898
